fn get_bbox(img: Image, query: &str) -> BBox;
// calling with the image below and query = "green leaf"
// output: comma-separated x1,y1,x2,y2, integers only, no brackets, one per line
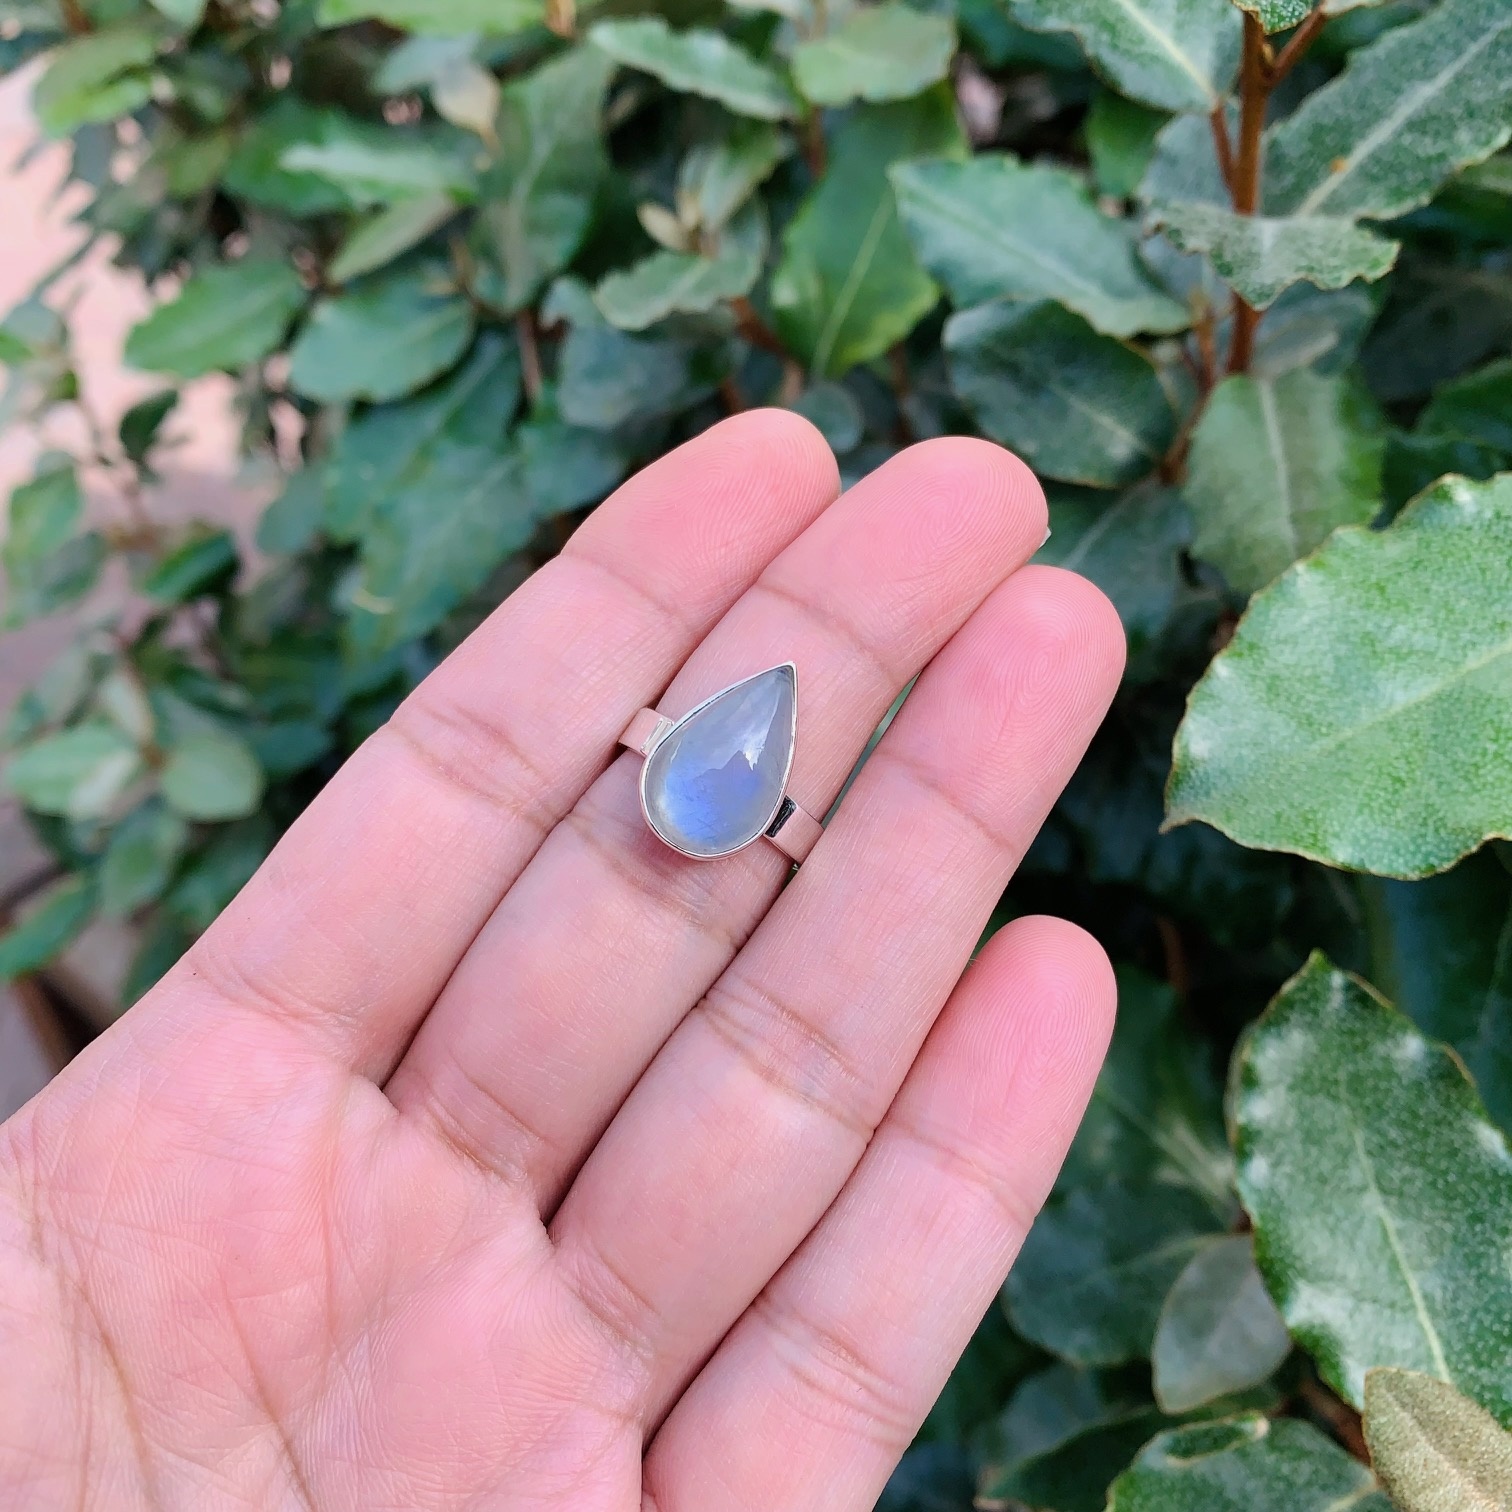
1364,1367,1512,1512
256,466,327,555
160,729,265,821
1265,0,1512,221
315,0,541,32
224,101,370,216
1166,473,1512,876
1004,0,1241,112
1153,202,1399,310
512,410,629,516
1058,966,1232,1210
791,4,955,106
4,722,144,821
328,193,460,284
476,47,615,314
788,381,864,454
1086,90,1168,201
0,873,97,982
118,390,177,466
288,264,474,403
893,156,1188,338
280,134,478,207
2,532,106,627
1152,1235,1292,1413
1107,1414,1392,1511
331,334,532,653
1232,953,1512,1423
593,204,765,331
772,88,965,376
588,18,798,120
1183,369,1385,596
1004,1179,1220,1366
677,121,790,233
147,0,206,27
945,301,1175,487
1252,283,1380,380
556,299,737,430
1360,849,1512,1133
4,456,81,566
981,1366,1167,1512
1417,356,1512,455
1036,486,1199,668
33,27,156,135
99,802,189,917
1232,0,1309,33
162,817,273,931
140,528,238,604
125,259,306,378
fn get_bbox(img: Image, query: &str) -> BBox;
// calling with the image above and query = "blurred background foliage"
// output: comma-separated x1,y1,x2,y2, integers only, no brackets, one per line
2,0,1512,1505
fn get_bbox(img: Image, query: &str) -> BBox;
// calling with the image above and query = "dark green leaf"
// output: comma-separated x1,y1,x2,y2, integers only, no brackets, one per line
256,466,328,555
1154,202,1399,310
288,264,474,402
1004,0,1241,112
588,18,798,120
1108,1414,1392,1511
0,873,97,981
1058,967,1232,1210
677,121,790,233
224,100,372,216
280,132,478,207
1152,1235,1292,1412
1364,1367,1512,1512
328,193,459,284
1265,0,1512,221
894,156,1188,337
1004,1179,1220,1366
1086,90,1167,201
1361,848,1512,1132
160,729,265,821
118,390,177,465
788,381,865,454
772,87,966,376
140,528,239,604
162,817,274,931
1167,473,1512,876
946,301,1175,487
792,5,956,106
2,532,106,626
1184,369,1385,595
1036,485,1197,665
99,802,189,917
1233,953,1512,1424
126,259,306,378
556,295,737,430
475,47,615,314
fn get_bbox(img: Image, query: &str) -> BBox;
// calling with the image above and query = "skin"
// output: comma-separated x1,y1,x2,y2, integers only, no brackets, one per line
0,413,1126,1511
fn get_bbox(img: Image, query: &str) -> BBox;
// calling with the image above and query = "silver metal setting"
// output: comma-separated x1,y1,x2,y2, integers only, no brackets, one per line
618,662,822,864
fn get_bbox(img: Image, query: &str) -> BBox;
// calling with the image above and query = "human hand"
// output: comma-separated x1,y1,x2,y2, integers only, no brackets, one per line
0,414,1125,1511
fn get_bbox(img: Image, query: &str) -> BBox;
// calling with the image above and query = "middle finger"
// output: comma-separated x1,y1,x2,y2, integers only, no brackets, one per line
385,439,1046,1211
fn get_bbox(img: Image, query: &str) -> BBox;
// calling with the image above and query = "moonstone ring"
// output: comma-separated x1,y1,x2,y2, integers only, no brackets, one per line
618,663,822,863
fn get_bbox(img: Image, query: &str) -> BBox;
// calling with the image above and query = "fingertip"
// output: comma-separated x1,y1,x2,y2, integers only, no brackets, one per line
886,435,1049,559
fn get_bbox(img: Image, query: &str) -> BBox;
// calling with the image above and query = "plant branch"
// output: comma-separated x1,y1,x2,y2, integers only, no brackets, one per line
1267,7,1327,87
515,309,543,408
1226,12,1270,374
1208,103,1236,196
730,296,789,358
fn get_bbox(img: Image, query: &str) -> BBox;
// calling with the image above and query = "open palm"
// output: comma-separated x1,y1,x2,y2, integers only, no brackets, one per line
0,414,1124,1512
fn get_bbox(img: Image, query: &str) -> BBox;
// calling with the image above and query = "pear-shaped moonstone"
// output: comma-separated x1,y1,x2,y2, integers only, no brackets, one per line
642,664,796,858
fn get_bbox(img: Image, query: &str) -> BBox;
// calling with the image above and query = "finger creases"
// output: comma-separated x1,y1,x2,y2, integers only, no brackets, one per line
149,411,840,1081
643,916,1118,1512
386,439,1050,1205
547,565,1124,1419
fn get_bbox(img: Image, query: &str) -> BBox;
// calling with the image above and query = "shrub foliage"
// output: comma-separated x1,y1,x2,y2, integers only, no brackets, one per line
3,0,1512,1504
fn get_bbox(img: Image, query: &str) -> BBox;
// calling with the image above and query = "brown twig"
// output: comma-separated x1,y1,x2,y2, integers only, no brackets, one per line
1225,12,1269,374
1155,916,1191,1000
730,296,789,358
1267,7,1327,87
802,113,827,178
1298,1379,1370,1462
515,309,543,408
718,376,746,415
1208,103,1236,196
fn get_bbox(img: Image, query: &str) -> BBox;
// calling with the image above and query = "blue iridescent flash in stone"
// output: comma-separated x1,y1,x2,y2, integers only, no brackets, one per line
641,664,797,858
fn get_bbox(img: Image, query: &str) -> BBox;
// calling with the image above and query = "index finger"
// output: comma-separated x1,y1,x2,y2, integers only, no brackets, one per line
144,410,840,1080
